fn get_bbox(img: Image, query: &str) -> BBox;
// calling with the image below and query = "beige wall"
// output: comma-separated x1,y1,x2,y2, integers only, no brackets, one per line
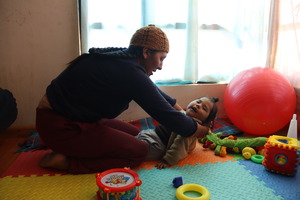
0,0,80,127
118,84,228,121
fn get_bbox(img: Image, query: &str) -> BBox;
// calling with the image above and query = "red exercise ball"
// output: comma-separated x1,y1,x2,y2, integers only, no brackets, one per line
224,67,296,135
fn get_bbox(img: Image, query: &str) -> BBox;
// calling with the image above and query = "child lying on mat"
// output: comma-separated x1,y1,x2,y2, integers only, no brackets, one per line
136,96,219,169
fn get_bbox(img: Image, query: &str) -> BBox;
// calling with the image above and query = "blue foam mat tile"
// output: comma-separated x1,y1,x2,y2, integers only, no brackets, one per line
137,161,283,200
238,160,300,200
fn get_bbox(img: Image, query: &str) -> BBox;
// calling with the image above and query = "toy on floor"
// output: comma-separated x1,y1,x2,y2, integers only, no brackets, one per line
176,184,210,200
200,132,267,157
173,177,183,188
262,135,300,176
250,154,265,164
242,147,257,159
172,177,210,200
263,114,300,176
287,114,298,139
96,168,142,200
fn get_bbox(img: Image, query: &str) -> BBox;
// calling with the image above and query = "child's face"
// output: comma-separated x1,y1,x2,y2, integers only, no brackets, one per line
185,97,214,122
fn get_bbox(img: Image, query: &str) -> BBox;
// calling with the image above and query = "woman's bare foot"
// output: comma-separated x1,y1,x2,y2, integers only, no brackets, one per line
39,152,69,171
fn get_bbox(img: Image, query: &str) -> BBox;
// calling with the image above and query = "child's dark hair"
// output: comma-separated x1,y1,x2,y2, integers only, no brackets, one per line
202,96,219,129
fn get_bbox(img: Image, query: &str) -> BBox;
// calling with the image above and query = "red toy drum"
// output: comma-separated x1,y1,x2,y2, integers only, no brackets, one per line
96,168,142,200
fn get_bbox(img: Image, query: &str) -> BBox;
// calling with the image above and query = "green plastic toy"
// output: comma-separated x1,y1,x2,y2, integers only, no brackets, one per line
200,132,268,157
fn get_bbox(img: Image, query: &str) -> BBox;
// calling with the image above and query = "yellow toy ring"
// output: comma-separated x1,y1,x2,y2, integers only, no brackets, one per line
176,184,210,200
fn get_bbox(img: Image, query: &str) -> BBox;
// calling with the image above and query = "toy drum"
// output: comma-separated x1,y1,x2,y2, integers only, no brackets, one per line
96,168,142,200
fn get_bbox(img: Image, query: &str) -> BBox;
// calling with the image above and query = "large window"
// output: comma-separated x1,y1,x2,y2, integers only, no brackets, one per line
274,0,300,88
80,0,272,84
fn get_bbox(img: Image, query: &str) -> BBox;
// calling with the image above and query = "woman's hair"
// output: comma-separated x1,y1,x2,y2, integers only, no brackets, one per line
201,96,219,129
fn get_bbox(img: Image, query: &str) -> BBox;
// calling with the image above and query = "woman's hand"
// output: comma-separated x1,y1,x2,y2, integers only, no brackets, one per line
173,103,184,112
192,117,202,125
191,123,209,139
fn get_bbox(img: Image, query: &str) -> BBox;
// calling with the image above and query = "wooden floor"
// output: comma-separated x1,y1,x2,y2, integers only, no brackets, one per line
0,128,33,175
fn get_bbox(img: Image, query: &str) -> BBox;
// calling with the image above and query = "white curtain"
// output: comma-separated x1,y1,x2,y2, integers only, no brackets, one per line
80,0,272,83
274,0,300,87
273,0,300,127
182,0,272,83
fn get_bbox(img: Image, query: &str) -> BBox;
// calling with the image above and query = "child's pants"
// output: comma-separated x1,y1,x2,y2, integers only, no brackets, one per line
135,129,166,161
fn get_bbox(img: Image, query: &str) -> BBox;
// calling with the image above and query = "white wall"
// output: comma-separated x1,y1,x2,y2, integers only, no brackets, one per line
0,0,80,127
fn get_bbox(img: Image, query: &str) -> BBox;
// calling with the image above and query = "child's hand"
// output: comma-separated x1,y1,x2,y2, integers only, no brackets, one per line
155,161,169,169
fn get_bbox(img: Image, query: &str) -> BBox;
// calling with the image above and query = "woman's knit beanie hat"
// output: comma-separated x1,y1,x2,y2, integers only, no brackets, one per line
129,25,169,52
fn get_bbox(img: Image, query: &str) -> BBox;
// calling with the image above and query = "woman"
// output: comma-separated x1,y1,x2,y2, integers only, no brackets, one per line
36,25,208,174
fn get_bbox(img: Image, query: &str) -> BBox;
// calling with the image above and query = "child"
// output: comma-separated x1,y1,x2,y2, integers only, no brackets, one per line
136,96,219,169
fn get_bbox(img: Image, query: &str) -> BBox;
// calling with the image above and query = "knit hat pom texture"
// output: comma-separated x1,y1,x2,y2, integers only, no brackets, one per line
129,25,169,52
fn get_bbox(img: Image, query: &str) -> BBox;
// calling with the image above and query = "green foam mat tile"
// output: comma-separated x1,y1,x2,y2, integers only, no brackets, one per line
137,161,283,200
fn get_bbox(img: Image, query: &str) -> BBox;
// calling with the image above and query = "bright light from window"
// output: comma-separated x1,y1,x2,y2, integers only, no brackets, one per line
82,0,270,83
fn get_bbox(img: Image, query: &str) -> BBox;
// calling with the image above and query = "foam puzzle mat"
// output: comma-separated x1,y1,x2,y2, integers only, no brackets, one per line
1,142,299,200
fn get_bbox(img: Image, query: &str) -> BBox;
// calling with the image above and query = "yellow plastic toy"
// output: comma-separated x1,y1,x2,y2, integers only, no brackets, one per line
176,184,210,200
242,147,256,159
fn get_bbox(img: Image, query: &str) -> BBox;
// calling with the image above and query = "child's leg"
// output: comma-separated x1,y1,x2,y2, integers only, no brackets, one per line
136,129,166,161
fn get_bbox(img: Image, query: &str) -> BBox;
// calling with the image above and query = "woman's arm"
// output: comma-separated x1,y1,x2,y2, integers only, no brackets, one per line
128,71,197,137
